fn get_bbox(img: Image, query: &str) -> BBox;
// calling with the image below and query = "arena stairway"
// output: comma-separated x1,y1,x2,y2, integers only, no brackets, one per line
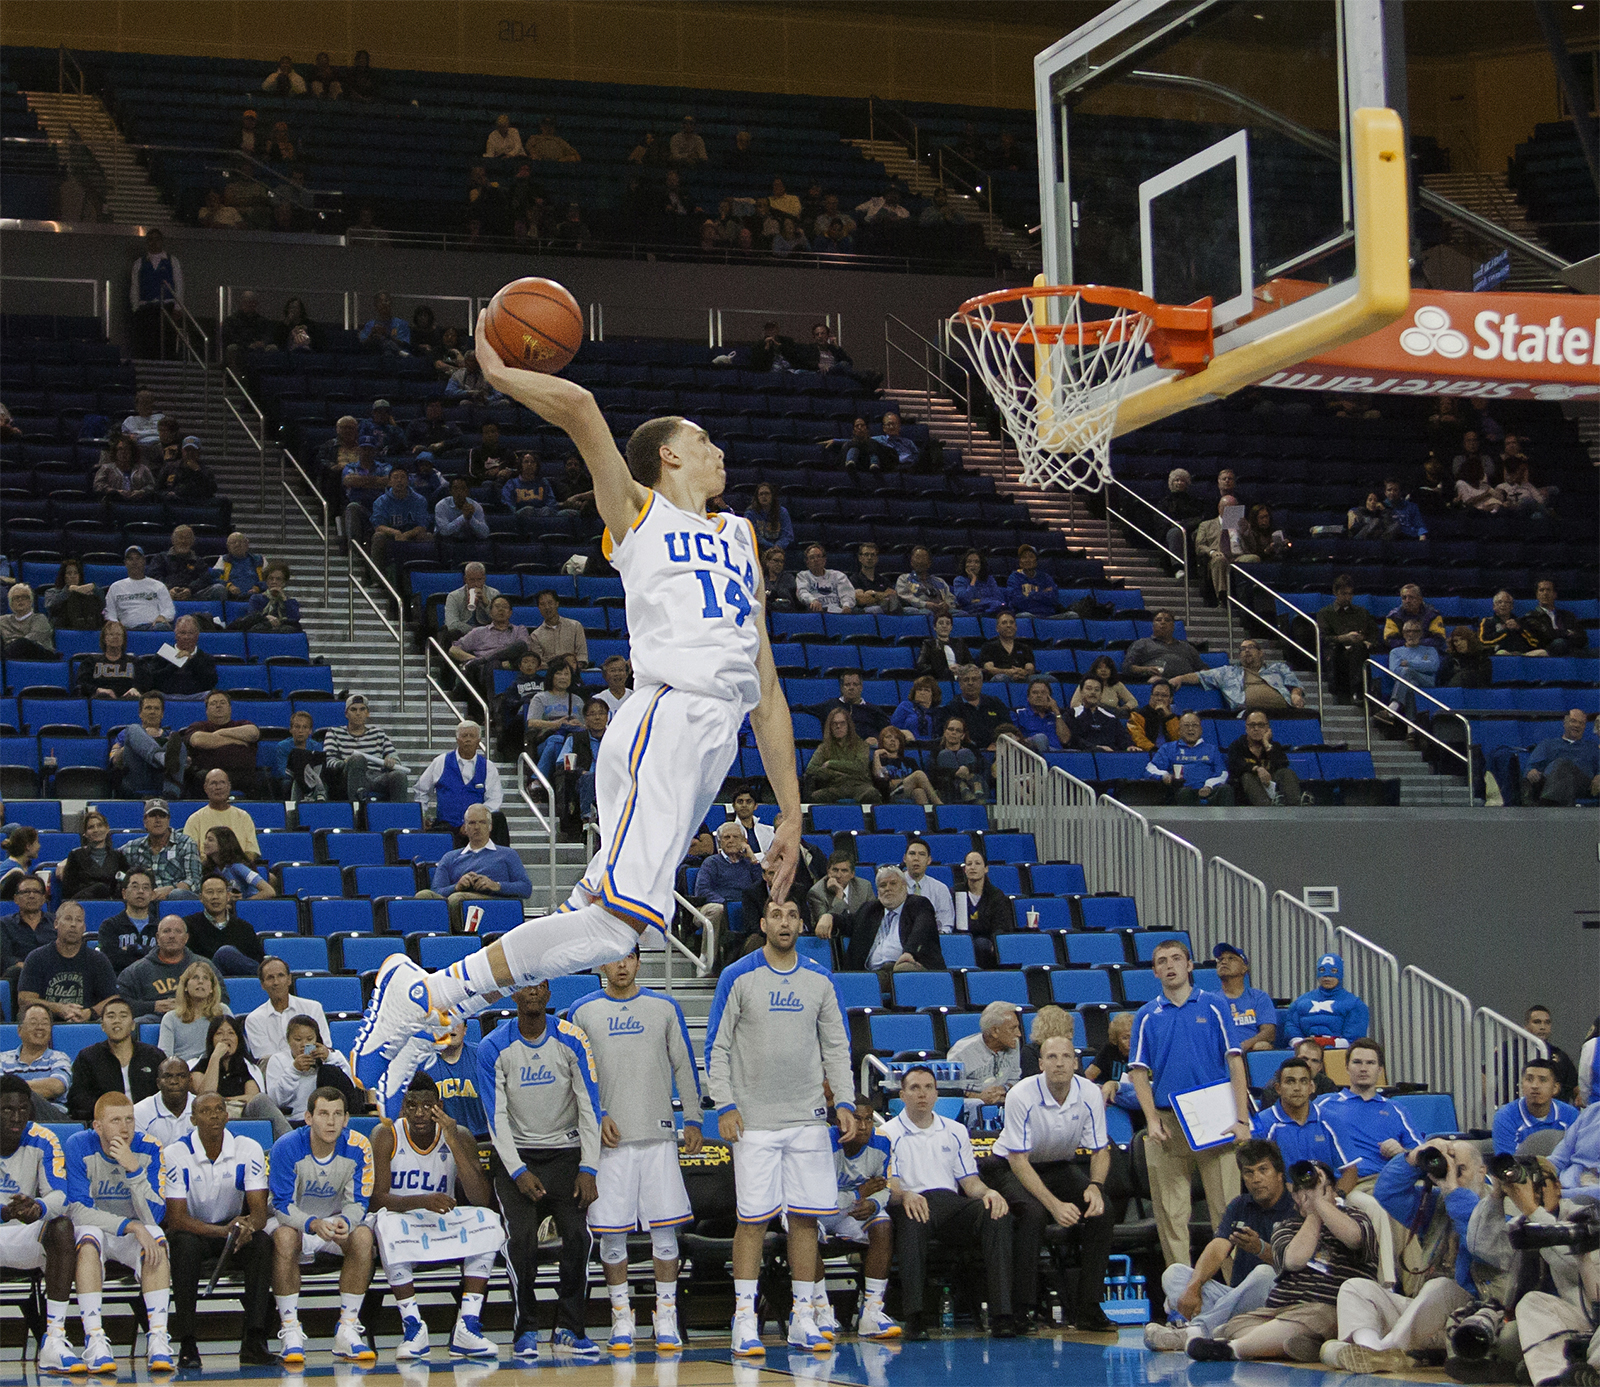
1422,170,1568,292
884,384,1454,804
22,89,171,224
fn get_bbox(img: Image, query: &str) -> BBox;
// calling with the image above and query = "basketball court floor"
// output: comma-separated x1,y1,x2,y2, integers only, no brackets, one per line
1,1332,1455,1387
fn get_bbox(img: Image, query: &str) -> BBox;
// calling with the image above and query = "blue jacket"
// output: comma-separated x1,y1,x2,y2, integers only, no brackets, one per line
1551,1101,1600,1196
430,843,531,899
1005,567,1060,616
1373,1150,1479,1291
1283,983,1370,1043
1527,733,1599,778
503,476,554,511
434,752,489,828
953,575,1006,615
1492,1097,1576,1155
1384,497,1429,539
1147,738,1229,788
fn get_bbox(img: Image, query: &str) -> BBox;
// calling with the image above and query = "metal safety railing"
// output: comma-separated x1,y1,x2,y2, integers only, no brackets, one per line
158,299,211,423
1262,891,1337,1010
666,895,717,979
347,291,477,336
935,143,995,223
1220,560,1323,717
1399,966,1473,1119
221,367,268,509
278,445,329,605
867,96,922,166
1201,857,1268,983
0,275,111,340
707,308,843,350
514,752,561,916
1360,655,1474,806
1105,480,1192,629
884,313,973,451
1333,922,1400,1054
1468,1010,1549,1134
58,46,85,96
341,539,406,708
993,737,1095,874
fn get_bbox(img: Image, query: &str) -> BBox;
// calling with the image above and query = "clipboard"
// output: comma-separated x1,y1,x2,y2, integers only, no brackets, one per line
1170,1081,1240,1151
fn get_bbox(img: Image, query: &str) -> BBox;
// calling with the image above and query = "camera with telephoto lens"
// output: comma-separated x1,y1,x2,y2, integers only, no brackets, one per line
1418,1145,1452,1184
1486,1153,1543,1186
1447,1302,1506,1362
1507,1205,1600,1255
1288,1160,1324,1191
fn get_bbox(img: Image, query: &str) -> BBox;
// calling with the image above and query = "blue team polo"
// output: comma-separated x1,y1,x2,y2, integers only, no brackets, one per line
1128,987,1239,1109
1218,984,1279,1050
1492,1096,1577,1156
1252,1101,1346,1170
1313,1088,1421,1177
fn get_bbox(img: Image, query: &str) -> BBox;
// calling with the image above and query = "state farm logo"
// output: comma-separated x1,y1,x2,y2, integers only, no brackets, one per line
1398,306,1470,359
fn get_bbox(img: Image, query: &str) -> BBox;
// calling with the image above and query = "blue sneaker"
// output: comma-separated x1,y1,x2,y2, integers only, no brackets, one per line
351,955,436,1091
512,1333,540,1360
551,1329,601,1359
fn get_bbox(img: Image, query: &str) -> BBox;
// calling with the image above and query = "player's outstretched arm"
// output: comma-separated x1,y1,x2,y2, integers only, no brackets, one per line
746,567,802,902
474,309,646,536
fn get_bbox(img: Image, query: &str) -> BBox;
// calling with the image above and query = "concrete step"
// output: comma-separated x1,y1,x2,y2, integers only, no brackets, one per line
24,90,174,222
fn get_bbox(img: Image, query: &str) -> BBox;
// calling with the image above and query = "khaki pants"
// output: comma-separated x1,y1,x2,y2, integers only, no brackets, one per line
1144,1118,1240,1269
416,887,497,933
1335,1276,1472,1354
1345,1177,1397,1286
1219,1300,1338,1361
1517,1291,1600,1385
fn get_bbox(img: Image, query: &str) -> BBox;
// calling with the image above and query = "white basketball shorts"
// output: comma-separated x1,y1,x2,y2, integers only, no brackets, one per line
374,1206,507,1268
732,1126,837,1224
0,1219,48,1270
817,1204,889,1245
577,684,744,935
75,1222,165,1271
588,1139,694,1234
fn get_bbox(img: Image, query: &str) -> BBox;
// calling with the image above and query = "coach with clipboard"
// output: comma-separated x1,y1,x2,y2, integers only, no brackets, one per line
1127,939,1254,1270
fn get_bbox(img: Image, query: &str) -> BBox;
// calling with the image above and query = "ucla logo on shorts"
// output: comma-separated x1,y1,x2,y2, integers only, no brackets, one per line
768,990,805,1013
519,1063,556,1087
608,1015,646,1036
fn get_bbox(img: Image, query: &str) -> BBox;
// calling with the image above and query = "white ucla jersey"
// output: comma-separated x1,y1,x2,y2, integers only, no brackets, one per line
604,490,762,711
388,1121,457,1200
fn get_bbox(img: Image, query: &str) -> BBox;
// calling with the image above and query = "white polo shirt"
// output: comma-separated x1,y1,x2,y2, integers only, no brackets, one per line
133,1091,195,1148
162,1128,268,1225
882,1111,977,1194
245,995,332,1060
992,1073,1108,1163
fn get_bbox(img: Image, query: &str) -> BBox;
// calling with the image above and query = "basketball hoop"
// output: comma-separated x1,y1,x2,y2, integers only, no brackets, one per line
951,283,1213,494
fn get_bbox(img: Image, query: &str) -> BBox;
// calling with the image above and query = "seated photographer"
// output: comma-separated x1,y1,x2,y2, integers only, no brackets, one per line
1322,1138,1489,1374
1186,1160,1378,1363
1494,1058,1577,1156
1504,1162,1600,1386
1145,1139,1295,1353
1552,1102,1600,1204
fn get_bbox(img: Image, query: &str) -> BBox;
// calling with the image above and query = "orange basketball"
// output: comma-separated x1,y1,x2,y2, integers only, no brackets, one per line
482,276,584,373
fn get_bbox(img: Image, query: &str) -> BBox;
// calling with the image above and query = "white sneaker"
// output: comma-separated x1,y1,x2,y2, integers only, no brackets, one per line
279,1319,306,1366
351,955,438,1091
82,1333,115,1375
856,1302,901,1340
39,1331,86,1374
147,1331,175,1372
449,1316,496,1358
608,1309,635,1355
1143,1321,1192,1352
812,1298,839,1341
731,1312,765,1358
397,1316,430,1359
334,1318,377,1363
786,1311,830,1354
652,1303,683,1352
374,1034,437,1121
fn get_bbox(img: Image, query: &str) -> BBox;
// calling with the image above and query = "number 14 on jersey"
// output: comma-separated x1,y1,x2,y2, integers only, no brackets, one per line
694,570,753,626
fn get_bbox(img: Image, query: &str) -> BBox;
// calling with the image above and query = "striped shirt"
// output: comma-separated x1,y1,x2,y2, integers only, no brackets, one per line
321,725,398,768
0,1045,72,1095
1265,1201,1377,1306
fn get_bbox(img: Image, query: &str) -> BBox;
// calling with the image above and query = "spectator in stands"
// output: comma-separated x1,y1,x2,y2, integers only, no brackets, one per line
19,901,117,1027
872,724,940,805
94,437,157,502
137,614,216,698
270,709,323,801
277,295,321,351
1524,708,1600,807
1127,938,1252,1269
805,707,881,804
1071,654,1138,713
0,584,55,660
1225,710,1307,807
435,474,491,544
1172,638,1306,713
1493,1057,1575,1155
307,51,341,98
182,767,261,859
794,543,855,614
245,956,331,1059
1347,479,1428,540
898,839,954,934
1250,1060,1344,1174
181,697,261,799
819,670,889,746
897,545,954,617
524,589,587,672
1283,954,1371,1049
1413,453,1453,513
763,178,799,219
116,914,217,1024
366,466,433,572
809,194,855,241
550,201,591,246
484,113,523,159
109,693,175,797
890,676,942,743
1525,578,1582,656
1160,468,1209,577
359,294,410,355
151,526,225,603
807,850,871,926
1066,676,1132,752
1439,625,1491,690
550,697,608,832
524,657,584,773
952,549,1004,616
450,356,507,410
262,1014,355,1127
317,415,361,489
694,823,765,954
104,546,175,631
502,455,554,534
1124,610,1205,684
978,611,1035,683
66,993,162,1125
0,830,40,902
628,130,667,166
919,188,964,226
1500,447,1557,521
825,416,879,473
416,803,532,932
182,874,264,977
1259,1038,1338,1105
216,531,265,601
442,564,499,645
1128,680,1180,752
449,595,530,699
939,665,1007,752
1013,678,1070,753
1194,495,1243,603
592,656,631,718
235,560,300,633
932,716,988,802
1084,1013,1134,1106
261,55,305,95
815,219,854,254
59,810,128,903
1453,450,1506,513
1382,584,1446,652
341,439,390,545
164,438,218,504
46,558,105,632
0,1003,71,1119
872,413,922,471
220,290,274,367
525,115,580,162
857,186,910,223
946,851,1006,966
0,874,53,984
1146,712,1233,804
238,109,259,155
669,115,707,165
1479,588,1541,656
846,541,898,615
1316,577,1381,703
190,1015,267,1113
917,613,971,679
1145,1139,1293,1353
946,998,1023,1114
408,397,459,460
417,721,503,840
760,546,798,615
130,231,184,359
770,217,808,257
1005,545,1063,617
1381,619,1440,737
311,695,401,804
201,825,273,901
124,800,202,904
1208,943,1275,1052
744,482,793,554
818,864,943,987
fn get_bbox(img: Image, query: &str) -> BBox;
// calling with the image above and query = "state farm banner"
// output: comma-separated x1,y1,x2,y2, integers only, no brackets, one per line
1258,289,1600,402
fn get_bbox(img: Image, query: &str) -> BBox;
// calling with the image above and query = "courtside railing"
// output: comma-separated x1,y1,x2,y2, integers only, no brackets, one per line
221,366,268,509
342,539,406,707
1469,1009,1549,1133
1262,891,1337,1010
884,314,974,451
514,752,562,917
1399,966,1473,1120
1333,922,1400,1055
1202,857,1269,985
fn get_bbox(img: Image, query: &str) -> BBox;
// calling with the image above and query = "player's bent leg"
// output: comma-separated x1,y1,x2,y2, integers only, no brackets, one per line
451,1256,497,1357
73,1232,114,1374
858,1220,900,1339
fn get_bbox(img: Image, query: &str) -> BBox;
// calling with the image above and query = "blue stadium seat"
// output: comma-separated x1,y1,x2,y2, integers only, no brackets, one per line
272,937,330,973
88,801,145,830
994,934,1057,968
270,665,336,696
4,801,62,830
349,865,418,899
308,899,374,937
933,804,988,832
339,937,403,974
1132,930,1191,962
256,832,314,864
238,900,301,937
317,831,386,866
1011,898,1072,932
1065,935,1126,967
921,834,972,864
944,1012,984,1046
810,805,866,833
385,899,452,937
1105,1106,1135,1145
365,802,424,833
872,804,927,834
79,901,123,932
1077,896,1140,931
795,936,832,971
892,972,957,1010
986,865,1023,895
418,935,479,970
296,802,356,831
50,1023,108,1060
329,1020,360,1055
963,972,1029,1008
869,1013,936,1054
938,935,977,970
1247,1050,1295,1088
1050,971,1115,1007
1393,1092,1460,1137
391,832,455,865
548,975,597,1015
295,976,363,1013
832,973,883,1012
468,899,526,934
1027,863,1088,895
281,865,343,898
980,833,1036,863
852,833,907,864
1118,971,1162,1004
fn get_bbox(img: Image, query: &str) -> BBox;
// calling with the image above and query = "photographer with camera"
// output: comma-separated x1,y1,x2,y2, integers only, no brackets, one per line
1553,1102,1600,1205
1144,1139,1294,1352
1507,1165,1600,1386
1185,1160,1378,1363
1323,1137,1488,1374
1495,1059,1578,1156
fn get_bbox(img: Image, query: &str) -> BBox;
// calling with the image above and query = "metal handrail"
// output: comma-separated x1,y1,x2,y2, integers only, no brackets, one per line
867,96,920,166
58,47,85,96
277,445,329,605
883,313,973,450
1222,562,1323,718
1360,654,1474,805
349,291,476,335
515,752,560,916
1104,479,1192,629
935,144,995,223
341,537,406,709
423,637,485,747
0,275,110,339
667,894,716,978
222,367,268,509
1399,965,1473,1115
1469,1008,1549,1132
709,307,843,349
1333,921,1400,1055
157,300,210,423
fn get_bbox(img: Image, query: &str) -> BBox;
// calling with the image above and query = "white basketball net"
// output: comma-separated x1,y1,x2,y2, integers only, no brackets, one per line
952,291,1154,494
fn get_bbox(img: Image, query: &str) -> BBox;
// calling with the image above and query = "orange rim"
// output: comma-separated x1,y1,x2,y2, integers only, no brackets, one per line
953,283,1215,371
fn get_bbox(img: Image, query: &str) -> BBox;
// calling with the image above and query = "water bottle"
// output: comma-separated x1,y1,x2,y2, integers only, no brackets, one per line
1049,1289,1063,1325
939,1286,955,1331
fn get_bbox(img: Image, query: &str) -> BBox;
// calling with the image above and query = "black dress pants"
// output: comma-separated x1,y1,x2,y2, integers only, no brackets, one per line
167,1227,273,1339
890,1189,1012,1317
494,1147,591,1337
986,1160,1115,1315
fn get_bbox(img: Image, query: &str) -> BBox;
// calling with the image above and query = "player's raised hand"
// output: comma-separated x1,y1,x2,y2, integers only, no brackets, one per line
473,309,593,425
764,814,802,906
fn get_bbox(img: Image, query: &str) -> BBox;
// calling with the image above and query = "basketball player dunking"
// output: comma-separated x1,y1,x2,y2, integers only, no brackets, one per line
353,310,849,1136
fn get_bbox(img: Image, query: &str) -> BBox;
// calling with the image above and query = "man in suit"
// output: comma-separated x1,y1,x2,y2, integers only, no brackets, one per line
815,864,943,993
1193,494,1242,605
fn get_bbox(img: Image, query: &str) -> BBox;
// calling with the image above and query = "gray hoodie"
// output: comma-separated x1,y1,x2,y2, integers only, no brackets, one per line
115,947,229,1022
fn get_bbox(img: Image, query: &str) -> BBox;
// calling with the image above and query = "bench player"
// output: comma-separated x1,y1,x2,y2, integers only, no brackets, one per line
0,1075,81,1372
353,315,805,1113
65,1092,173,1373
815,1103,901,1341
369,1073,505,1359
568,945,703,1353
